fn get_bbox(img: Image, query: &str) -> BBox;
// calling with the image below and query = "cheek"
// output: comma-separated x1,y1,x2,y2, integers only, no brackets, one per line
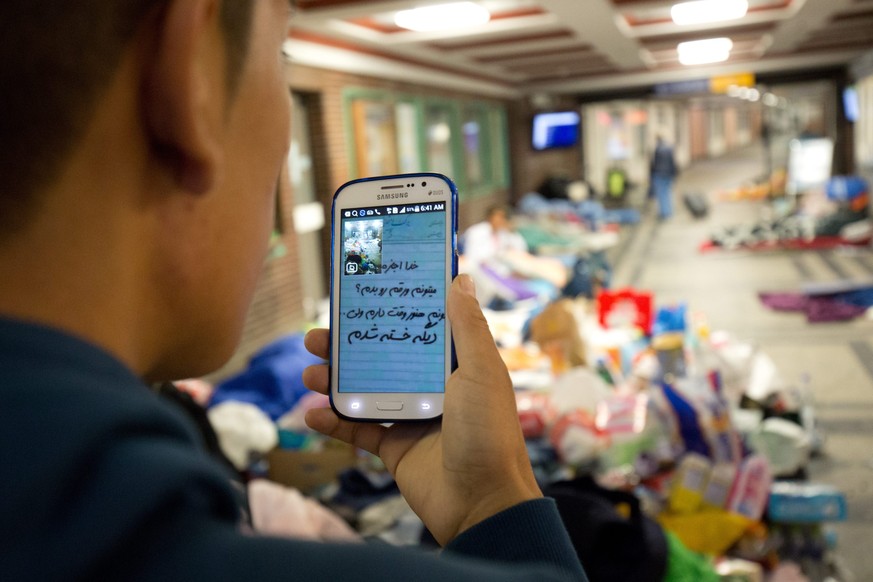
238,78,289,235
272,88,292,168
259,49,292,158
224,35,291,257
256,73,291,214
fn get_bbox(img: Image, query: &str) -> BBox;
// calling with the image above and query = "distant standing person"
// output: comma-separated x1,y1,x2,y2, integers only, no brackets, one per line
761,119,772,180
650,135,678,220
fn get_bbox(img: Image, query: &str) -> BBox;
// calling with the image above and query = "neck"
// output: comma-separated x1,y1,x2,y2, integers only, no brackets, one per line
0,80,158,377
0,192,155,379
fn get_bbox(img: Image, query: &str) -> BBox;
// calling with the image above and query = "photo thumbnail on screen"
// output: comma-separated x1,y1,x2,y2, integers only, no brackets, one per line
343,218,383,275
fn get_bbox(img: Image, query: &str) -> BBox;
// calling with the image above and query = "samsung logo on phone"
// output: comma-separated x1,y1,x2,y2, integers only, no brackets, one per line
378,193,408,200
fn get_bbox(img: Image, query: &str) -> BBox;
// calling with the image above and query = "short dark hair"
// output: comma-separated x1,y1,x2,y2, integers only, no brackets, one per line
0,1,255,239
486,204,513,220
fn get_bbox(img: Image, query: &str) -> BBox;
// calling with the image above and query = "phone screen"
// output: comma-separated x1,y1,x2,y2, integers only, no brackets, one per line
337,202,447,394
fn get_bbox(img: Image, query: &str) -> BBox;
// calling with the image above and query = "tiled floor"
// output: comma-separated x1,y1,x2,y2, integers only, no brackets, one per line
610,146,873,579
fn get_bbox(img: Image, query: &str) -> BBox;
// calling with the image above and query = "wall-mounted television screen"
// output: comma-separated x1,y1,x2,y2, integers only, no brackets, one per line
532,111,581,150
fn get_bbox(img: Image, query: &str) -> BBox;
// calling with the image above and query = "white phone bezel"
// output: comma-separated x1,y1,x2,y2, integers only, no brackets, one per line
329,174,455,422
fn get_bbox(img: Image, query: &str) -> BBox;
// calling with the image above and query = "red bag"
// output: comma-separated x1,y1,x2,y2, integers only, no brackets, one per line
598,288,654,335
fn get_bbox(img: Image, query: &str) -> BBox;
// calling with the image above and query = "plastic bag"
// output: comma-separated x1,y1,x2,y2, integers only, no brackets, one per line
659,509,752,555
598,288,654,335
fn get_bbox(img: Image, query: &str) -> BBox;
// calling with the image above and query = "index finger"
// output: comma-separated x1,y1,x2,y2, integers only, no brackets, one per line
447,276,506,382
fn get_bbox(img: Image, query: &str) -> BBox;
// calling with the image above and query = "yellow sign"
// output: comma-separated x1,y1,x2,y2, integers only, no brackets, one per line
710,73,756,94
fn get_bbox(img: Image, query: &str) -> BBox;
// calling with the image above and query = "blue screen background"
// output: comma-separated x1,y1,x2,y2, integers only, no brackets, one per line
337,208,446,393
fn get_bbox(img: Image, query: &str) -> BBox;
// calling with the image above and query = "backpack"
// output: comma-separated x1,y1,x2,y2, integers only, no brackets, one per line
545,476,668,582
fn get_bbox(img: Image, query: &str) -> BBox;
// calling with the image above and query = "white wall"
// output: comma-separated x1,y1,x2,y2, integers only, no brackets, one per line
583,100,658,193
856,75,873,173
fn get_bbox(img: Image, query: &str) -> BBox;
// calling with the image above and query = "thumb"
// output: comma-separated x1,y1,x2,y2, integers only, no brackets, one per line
447,275,505,384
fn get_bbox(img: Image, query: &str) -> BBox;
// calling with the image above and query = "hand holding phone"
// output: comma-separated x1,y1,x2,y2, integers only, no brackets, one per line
302,276,543,545
329,173,457,422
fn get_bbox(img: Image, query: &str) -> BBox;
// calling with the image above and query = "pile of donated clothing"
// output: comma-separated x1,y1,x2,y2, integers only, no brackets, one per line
177,178,852,580
183,282,849,581
494,291,847,581
706,176,871,252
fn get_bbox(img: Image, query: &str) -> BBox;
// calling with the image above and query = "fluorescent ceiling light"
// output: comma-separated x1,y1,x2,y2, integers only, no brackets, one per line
671,0,748,26
677,37,733,66
395,2,490,32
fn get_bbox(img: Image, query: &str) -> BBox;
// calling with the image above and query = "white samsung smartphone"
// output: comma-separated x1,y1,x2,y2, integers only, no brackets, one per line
329,173,458,422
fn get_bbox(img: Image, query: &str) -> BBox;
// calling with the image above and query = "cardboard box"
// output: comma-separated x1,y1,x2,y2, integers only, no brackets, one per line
267,445,358,494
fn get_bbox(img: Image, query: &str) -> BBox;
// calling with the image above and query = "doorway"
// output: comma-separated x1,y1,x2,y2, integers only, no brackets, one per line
289,91,326,321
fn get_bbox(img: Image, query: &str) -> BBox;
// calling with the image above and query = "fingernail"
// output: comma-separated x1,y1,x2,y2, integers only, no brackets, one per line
458,275,476,297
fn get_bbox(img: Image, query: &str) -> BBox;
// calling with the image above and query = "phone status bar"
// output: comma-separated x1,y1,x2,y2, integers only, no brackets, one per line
343,202,446,219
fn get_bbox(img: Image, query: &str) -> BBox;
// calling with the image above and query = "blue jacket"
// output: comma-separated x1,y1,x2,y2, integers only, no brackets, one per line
0,318,586,581
651,143,677,179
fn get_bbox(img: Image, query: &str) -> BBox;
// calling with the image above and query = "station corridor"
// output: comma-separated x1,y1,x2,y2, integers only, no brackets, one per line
612,145,873,579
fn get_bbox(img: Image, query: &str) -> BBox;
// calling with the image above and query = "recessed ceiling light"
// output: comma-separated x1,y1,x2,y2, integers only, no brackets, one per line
671,0,748,26
395,2,491,33
677,37,733,66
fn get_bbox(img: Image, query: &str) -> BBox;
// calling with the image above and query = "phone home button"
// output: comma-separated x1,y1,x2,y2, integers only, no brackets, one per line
376,401,404,411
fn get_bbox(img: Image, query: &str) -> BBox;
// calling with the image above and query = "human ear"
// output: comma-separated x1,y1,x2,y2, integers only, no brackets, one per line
144,0,226,195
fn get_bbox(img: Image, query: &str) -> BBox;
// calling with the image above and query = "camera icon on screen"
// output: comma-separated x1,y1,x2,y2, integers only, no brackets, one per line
345,262,359,274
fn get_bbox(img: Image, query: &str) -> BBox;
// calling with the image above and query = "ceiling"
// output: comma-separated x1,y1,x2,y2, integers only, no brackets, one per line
287,0,873,98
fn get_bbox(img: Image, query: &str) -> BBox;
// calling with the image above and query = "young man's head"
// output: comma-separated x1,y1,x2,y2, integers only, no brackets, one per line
0,0,294,380
0,1,256,238
486,205,514,233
